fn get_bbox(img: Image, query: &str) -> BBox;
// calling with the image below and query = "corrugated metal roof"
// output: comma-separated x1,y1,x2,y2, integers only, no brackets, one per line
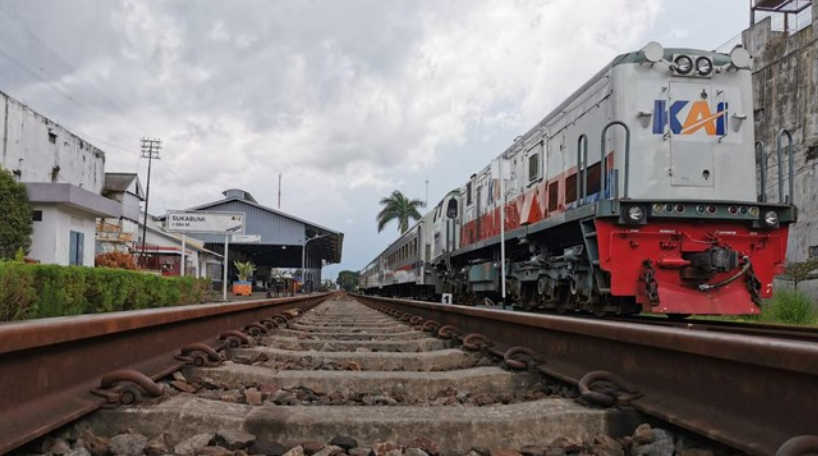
179,190,343,264
191,200,307,245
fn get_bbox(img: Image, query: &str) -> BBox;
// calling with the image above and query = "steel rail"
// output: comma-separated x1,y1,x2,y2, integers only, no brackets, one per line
0,293,332,454
609,315,818,343
353,294,818,456
523,312,818,343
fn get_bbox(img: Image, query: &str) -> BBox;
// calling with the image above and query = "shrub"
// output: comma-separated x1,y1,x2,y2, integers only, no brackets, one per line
0,167,33,259
95,251,138,270
762,289,818,325
0,261,213,321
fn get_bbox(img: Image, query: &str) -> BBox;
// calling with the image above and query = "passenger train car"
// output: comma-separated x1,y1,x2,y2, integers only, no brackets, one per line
360,42,796,317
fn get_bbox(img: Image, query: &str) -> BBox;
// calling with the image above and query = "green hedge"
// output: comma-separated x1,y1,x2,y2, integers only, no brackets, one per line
0,261,214,321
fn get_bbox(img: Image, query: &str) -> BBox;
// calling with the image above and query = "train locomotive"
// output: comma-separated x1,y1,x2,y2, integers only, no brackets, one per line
360,42,797,317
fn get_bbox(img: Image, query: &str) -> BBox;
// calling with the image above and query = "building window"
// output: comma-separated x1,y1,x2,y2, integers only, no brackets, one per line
48,131,57,144
32,210,42,222
69,231,84,266
810,246,818,259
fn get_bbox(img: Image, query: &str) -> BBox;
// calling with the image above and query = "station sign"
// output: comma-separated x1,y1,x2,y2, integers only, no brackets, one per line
232,234,261,243
166,211,245,234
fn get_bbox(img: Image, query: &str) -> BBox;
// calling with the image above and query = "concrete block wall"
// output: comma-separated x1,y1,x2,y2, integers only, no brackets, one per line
743,15,818,264
0,91,105,192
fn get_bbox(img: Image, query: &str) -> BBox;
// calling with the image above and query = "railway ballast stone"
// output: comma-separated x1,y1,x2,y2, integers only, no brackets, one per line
631,425,674,456
248,440,287,456
329,435,359,450
174,433,215,455
214,429,256,450
283,445,306,456
108,433,147,456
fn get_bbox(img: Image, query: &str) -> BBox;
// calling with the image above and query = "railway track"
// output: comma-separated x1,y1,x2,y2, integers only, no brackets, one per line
507,311,818,343
3,293,818,456
612,315,818,343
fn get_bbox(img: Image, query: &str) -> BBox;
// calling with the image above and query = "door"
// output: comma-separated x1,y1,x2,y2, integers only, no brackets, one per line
668,81,718,187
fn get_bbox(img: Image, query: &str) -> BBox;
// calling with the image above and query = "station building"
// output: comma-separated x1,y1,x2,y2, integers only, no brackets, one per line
178,189,344,292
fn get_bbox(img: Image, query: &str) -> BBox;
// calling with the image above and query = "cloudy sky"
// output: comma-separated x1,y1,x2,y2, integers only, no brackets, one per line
0,0,751,279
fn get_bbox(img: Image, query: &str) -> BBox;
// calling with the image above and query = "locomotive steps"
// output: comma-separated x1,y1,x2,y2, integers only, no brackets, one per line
75,298,639,455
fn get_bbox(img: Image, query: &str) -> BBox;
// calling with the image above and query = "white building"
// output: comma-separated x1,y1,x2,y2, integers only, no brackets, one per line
97,172,144,254
139,212,223,279
0,90,120,266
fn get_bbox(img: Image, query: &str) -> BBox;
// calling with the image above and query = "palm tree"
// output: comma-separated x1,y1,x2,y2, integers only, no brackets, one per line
377,190,425,233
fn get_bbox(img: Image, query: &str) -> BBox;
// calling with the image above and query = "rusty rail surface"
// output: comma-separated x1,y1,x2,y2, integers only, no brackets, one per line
554,314,818,343
0,293,332,454
354,294,818,456
613,315,818,343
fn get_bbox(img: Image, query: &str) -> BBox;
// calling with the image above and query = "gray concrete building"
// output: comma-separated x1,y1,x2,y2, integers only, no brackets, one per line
744,1,817,260
742,0,818,292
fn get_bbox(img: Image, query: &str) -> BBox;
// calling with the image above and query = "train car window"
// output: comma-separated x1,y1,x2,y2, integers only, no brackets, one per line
466,182,473,206
586,162,601,195
528,153,540,182
565,173,577,204
447,198,458,219
548,181,559,212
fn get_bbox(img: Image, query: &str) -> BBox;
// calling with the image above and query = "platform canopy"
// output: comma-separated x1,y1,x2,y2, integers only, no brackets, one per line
177,189,343,272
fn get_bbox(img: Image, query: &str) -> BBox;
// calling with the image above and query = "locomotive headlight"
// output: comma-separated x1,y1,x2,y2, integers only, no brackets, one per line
653,203,664,213
749,206,760,217
627,206,646,224
674,55,693,74
762,210,779,228
696,57,713,76
730,46,751,69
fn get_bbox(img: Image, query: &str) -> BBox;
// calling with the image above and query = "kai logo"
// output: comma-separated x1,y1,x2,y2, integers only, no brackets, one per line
652,100,728,136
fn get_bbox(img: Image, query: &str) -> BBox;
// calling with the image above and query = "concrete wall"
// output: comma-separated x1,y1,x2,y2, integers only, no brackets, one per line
743,12,818,263
29,204,97,266
0,91,105,192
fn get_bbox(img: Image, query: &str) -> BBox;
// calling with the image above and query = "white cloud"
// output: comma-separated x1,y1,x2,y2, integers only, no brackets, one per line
0,0,663,273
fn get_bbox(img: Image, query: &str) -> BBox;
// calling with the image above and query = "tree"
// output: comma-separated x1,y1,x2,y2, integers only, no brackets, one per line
336,270,360,291
0,167,33,260
781,259,818,291
377,190,424,233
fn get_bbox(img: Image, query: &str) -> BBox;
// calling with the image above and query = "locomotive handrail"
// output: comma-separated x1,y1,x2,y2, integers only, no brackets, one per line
600,121,631,199
577,134,588,205
756,140,767,203
776,129,795,204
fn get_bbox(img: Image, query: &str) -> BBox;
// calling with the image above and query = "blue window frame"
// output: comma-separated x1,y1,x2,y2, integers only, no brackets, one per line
69,231,84,266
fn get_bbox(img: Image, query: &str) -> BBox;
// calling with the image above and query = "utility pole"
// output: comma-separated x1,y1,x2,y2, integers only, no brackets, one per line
139,138,162,266
278,172,282,209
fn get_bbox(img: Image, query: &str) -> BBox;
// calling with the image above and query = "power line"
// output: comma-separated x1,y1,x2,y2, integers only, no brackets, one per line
0,7,199,195
0,4,146,135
